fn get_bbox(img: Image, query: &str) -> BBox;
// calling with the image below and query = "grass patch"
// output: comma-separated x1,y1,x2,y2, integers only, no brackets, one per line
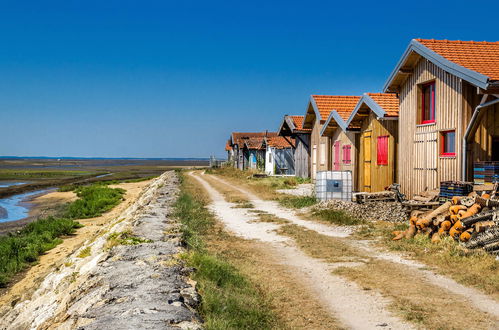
106,231,153,249
310,208,364,226
0,169,95,180
356,221,499,298
0,217,82,286
77,246,91,258
252,213,289,224
0,183,126,287
278,195,317,209
66,185,125,219
174,172,276,329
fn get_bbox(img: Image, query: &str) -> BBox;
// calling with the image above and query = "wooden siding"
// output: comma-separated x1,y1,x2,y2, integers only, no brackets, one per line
398,58,463,197
356,113,398,192
310,118,330,179
329,128,358,186
294,133,310,178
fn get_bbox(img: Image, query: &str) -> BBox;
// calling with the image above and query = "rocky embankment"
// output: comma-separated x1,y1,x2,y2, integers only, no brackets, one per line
0,171,201,329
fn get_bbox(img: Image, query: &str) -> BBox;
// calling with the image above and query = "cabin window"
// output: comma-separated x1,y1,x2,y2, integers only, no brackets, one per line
441,130,456,156
421,81,436,124
342,145,351,164
377,136,389,165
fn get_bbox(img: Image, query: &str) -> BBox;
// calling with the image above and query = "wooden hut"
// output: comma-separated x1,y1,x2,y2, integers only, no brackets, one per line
384,39,499,197
229,132,276,170
243,137,266,170
277,115,311,178
345,93,399,192
264,136,295,176
303,95,360,180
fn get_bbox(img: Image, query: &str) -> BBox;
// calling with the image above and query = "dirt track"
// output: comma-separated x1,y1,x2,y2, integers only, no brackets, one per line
190,171,499,329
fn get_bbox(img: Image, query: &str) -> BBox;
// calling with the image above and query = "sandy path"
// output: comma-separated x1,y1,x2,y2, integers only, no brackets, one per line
209,173,499,319
190,171,414,330
0,180,152,309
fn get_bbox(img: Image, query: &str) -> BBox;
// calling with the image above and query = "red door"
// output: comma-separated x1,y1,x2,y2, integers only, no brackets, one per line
334,141,341,171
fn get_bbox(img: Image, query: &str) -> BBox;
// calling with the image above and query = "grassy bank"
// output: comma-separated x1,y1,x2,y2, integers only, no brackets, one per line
0,169,96,180
173,172,276,329
0,183,125,287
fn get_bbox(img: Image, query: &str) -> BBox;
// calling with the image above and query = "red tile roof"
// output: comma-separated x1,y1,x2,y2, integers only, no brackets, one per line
289,115,310,131
231,132,278,147
266,136,295,149
366,93,399,117
244,137,265,150
225,140,231,151
312,95,361,121
417,39,499,81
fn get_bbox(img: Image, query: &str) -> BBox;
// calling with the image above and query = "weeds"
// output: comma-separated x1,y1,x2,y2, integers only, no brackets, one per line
278,195,317,209
106,231,153,249
310,208,364,226
77,246,91,258
66,185,125,219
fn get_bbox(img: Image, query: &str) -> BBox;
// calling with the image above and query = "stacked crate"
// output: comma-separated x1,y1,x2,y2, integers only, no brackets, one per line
439,181,473,203
474,161,499,184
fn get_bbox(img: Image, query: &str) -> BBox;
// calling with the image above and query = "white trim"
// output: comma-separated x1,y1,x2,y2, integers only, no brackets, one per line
320,110,348,136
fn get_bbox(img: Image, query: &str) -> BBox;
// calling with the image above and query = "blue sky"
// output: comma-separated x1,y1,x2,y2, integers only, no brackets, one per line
2,0,498,158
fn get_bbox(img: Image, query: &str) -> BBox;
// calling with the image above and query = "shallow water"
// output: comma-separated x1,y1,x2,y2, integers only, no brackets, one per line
0,181,29,188
0,190,47,223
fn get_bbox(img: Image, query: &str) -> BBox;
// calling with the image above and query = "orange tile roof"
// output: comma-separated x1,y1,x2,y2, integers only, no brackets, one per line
225,140,231,151
266,136,295,149
231,132,277,147
312,95,361,121
244,137,265,149
366,93,399,117
417,39,499,81
288,115,311,131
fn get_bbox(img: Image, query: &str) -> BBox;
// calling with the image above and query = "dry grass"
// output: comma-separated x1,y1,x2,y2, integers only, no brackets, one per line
278,223,496,329
334,259,496,329
251,213,289,224
357,222,499,299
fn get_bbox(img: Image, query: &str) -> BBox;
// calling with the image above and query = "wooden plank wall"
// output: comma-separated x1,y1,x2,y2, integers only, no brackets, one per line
330,128,358,186
310,118,330,179
357,113,398,192
294,133,310,178
398,58,463,197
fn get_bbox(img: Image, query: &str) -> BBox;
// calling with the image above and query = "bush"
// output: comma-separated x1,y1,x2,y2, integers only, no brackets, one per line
66,185,125,219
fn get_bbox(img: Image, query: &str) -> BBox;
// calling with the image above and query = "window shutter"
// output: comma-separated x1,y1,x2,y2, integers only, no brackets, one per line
377,136,389,165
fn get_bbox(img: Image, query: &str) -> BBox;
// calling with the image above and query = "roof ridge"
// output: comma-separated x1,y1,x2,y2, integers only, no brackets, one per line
416,38,499,45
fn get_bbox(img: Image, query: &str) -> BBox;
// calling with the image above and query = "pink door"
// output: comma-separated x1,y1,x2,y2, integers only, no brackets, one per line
334,141,341,171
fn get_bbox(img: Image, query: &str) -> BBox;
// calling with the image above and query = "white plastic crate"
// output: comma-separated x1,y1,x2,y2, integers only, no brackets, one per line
315,171,353,201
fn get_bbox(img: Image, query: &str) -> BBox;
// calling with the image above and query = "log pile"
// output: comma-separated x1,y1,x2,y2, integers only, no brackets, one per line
393,191,499,255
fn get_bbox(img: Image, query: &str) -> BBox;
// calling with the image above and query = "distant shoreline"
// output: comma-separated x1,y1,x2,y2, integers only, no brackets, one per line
0,156,213,161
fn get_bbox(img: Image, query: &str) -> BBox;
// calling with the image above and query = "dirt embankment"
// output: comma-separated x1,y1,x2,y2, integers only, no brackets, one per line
0,172,200,329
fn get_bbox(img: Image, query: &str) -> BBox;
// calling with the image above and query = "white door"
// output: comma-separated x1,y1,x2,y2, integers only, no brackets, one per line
312,145,317,180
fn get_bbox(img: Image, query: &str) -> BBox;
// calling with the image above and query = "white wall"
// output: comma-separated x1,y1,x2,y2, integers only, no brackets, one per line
265,147,275,175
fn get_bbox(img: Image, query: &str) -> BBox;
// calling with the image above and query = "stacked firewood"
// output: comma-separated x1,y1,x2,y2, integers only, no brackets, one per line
393,192,499,254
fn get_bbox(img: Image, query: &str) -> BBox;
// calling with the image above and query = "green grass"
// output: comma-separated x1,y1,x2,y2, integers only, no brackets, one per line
66,185,125,219
174,172,276,329
278,195,317,209
310,208,364,226
0,169,95,180
0,183,125,287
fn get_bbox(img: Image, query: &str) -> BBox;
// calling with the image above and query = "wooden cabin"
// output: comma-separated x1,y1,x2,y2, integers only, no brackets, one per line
277,115,311,178
264,136,295,176
225,140,234,163
384,39,499,197
242,137,266,170
345,93,399,192
228,132,278,171
303,95,360,180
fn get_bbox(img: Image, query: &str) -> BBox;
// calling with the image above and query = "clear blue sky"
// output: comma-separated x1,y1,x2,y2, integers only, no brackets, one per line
2,0,498,158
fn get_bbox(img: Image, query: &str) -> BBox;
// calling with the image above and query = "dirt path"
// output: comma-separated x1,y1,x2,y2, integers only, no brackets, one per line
191,172,414,329
209,173,499,316
192,171,499,329
0,180,151,310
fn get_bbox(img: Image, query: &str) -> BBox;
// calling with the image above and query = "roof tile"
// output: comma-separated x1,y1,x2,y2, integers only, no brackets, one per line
417,39,499,81
366,93,399,117
312,95,361,121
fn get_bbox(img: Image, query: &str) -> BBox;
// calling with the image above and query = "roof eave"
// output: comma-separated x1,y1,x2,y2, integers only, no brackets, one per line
303,96,322,129
320,110,348,136
383,39,491,92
